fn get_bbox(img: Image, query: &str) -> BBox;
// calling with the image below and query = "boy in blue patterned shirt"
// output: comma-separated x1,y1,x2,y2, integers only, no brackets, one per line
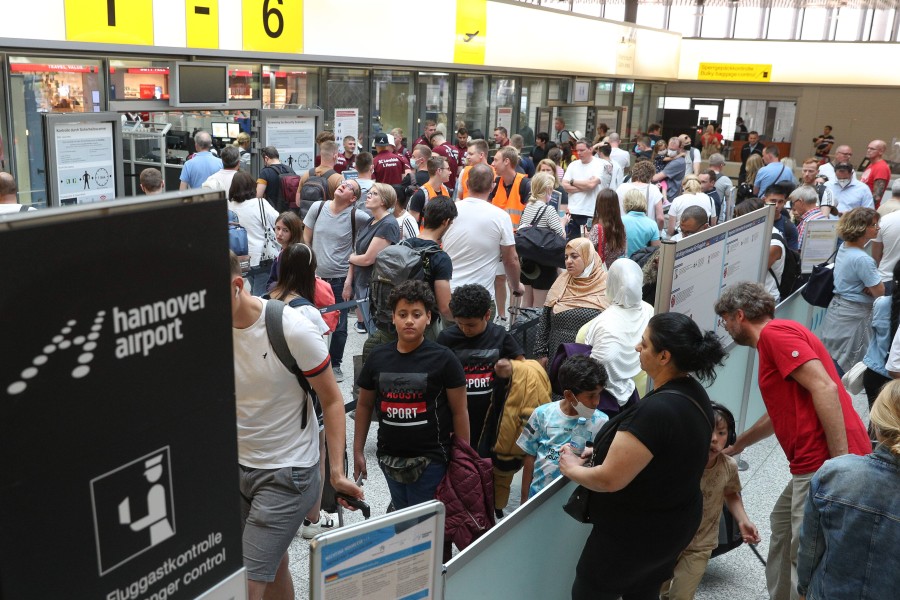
517,355,609,503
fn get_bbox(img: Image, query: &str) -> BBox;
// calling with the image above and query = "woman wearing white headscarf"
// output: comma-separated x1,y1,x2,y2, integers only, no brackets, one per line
577,258,653,415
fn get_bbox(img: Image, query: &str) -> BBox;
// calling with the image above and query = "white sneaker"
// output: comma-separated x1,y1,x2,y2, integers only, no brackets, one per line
301,510,336,539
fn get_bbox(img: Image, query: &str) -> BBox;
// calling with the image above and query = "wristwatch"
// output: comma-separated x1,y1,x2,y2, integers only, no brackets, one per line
569,178,575,186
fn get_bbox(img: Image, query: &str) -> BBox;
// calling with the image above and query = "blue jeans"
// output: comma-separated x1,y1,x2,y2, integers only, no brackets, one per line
248,262,272,296
325,276,349,369
381,461,447,511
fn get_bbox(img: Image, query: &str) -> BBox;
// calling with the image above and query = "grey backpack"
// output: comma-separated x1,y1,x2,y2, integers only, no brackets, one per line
369,241,441,331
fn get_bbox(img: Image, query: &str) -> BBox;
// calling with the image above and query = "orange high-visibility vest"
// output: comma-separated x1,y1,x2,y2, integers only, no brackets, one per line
417,181,450,231
491,172,527,229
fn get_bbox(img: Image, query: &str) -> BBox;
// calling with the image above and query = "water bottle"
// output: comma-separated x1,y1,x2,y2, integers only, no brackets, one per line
569,417,590,455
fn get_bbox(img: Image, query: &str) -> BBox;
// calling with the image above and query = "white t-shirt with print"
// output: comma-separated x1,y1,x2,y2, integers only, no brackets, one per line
616,182,663,224
233,299,330,469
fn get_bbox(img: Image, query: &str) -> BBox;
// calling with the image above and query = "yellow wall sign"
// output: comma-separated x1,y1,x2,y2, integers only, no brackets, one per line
242,0,303,55
186,1,219,49
698,63,772,82
64,0,154,46
454,0,487,65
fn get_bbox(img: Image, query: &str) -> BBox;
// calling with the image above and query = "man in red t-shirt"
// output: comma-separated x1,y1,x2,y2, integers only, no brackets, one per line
372,133,410,185
412,120,437,150
860,139,891,208
715,282,870,600
428,131,460,191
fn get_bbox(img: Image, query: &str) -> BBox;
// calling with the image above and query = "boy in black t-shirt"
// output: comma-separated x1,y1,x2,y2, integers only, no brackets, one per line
354,281,469,511
437,284,524,457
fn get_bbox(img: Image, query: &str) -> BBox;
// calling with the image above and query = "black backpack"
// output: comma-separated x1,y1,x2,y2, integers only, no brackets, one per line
736,181,754,201
770,231,801,300
298,168,336,219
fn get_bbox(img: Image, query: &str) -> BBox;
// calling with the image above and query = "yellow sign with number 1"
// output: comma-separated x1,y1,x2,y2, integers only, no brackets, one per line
65,0,154,46
242,0,303,54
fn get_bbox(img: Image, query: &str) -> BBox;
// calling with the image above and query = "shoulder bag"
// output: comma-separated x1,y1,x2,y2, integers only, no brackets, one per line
258,199,280,269
563,388,713,523
800,248,838,308
515,204,567,268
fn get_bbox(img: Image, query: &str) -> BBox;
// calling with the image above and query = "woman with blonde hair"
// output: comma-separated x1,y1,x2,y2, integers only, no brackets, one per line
519,172,566,307
666,174,716,237
797,379,900,600
535,238,609,369
821,207,883,372
745,154,765,189
347,183,400,334
233,131,251,170
700,124,721,160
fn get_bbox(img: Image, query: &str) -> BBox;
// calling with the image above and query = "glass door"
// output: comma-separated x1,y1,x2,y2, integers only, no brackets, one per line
416,72,450,144
8,56,104,208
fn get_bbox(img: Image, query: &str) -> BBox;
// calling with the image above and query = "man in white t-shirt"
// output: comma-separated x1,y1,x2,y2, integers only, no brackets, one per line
607,132,631,173
766,226,786,303
442,164,523,308
230,252,363,600
616,160,664,230
202,146,241,199
872,206,900,295
0,172,36,214
562,139,608,239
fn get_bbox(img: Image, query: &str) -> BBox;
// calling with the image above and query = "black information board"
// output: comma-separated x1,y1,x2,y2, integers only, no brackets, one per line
0,194,245,599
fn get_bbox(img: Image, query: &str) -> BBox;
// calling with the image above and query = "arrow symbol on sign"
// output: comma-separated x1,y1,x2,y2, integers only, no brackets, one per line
464,31,479,42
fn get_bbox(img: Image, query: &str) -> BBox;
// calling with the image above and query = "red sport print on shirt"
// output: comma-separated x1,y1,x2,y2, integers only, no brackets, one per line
378,372,428,426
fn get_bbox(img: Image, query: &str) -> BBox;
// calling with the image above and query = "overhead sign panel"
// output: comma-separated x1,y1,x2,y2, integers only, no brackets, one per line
698,62,772,82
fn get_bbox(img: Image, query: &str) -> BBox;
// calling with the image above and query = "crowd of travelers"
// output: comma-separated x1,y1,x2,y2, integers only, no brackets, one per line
5,118,899,600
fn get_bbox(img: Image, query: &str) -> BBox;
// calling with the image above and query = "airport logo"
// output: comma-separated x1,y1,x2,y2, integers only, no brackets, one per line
5,289,208,396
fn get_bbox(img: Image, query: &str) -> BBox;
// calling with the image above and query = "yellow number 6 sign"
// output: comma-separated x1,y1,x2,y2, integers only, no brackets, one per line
242,0,303,54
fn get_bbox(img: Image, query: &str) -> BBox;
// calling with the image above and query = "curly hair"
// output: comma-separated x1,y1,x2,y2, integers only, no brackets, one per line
714,281,776,321
448,284,492,319
389,280,435,314
837,207,878,242
558,355,608,396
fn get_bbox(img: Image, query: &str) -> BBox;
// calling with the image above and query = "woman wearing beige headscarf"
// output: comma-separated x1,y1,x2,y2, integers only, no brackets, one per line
535,238,609,368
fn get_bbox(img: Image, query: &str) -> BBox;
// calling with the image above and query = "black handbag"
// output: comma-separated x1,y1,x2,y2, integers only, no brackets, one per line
515,205,567,268
801,249,838,308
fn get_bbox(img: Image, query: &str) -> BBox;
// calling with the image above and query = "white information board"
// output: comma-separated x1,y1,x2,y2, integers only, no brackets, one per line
800,219,838,273
658,206,775,347
334,108,359,145
310,501,444,600
54,122,116,205
264,117,316,173
496,107,512,133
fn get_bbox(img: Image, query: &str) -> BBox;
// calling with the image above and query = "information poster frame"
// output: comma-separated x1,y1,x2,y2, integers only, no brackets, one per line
655,204,776,350
799,218,839,274
43,112,125,207
259,109,325,175
310,500,445,600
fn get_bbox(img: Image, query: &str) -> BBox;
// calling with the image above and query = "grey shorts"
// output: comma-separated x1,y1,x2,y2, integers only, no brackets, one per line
239,463,320,582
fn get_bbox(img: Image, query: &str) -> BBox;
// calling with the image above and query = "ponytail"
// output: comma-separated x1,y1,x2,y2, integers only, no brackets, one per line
647,313,727,383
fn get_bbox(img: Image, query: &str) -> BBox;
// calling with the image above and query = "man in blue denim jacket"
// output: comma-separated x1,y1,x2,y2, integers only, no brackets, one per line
797,380,900,600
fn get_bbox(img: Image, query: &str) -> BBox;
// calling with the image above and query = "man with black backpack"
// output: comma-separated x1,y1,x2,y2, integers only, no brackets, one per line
256,146,294,212
298,140,343,219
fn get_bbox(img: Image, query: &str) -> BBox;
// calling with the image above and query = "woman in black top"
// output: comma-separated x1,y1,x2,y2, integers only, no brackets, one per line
560,312,726,600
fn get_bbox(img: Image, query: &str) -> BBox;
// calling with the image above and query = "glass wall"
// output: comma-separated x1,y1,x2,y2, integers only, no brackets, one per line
489,77,518,148
262,65,319,108
371,70,414,148
321,68,369,148
9,56,104,207
228,63,259,101
455,74,489,139
109,60,169,101
417,72,450,142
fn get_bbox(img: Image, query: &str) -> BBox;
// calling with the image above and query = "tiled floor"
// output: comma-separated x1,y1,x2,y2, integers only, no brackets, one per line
283,323,872,599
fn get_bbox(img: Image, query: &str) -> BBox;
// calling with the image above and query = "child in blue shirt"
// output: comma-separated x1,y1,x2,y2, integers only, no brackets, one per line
517,355,609,503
